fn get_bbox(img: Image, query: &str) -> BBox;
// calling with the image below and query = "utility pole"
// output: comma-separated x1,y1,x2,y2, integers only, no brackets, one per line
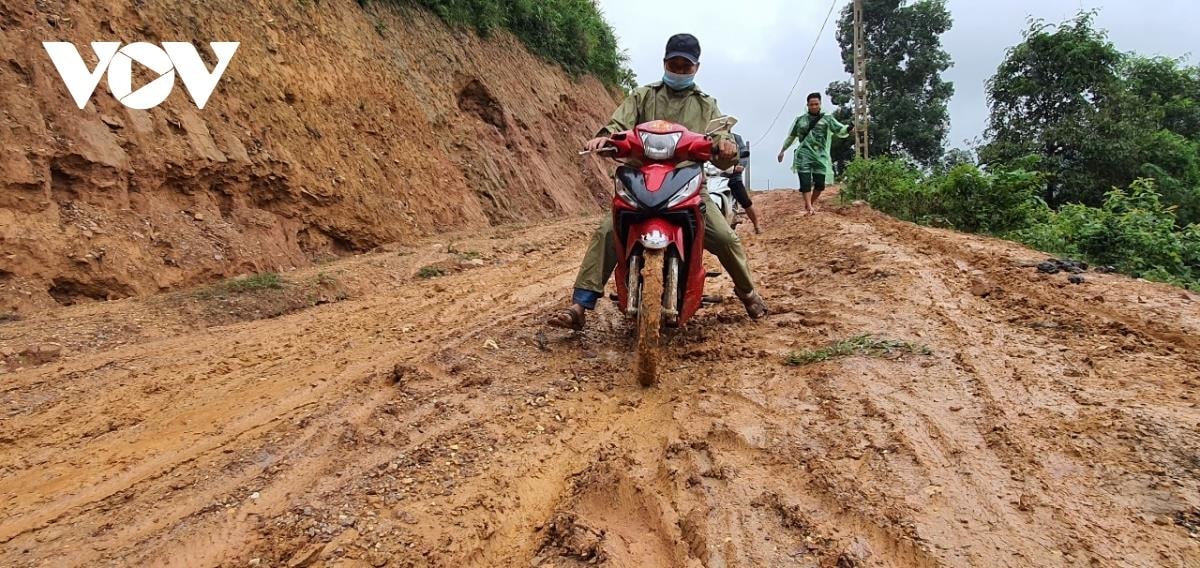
745,140,752,190
852,0,870,159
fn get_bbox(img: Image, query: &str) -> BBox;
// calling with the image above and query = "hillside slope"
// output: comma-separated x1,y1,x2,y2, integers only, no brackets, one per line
0,0,616,314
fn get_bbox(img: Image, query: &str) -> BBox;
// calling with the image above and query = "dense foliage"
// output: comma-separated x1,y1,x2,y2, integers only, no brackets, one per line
842,158,1200,290
361,0,636,90
979,12,1200,225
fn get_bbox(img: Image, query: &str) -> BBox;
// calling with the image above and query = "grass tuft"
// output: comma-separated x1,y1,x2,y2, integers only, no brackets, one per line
786,334,932,366
417,265,448,279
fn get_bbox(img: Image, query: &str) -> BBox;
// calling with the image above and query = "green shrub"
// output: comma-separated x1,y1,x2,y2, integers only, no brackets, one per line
845,157,1200,290
368,0,635,90
842,158,1048,232
1012,179,1199,288
934,165,1050,233
841,157,939,223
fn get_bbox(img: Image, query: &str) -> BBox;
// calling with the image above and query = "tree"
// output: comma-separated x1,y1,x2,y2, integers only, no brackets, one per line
938,147,976,173
826,81,855,177
834,0,955,167
978,12,1123,207
979,12,1200,225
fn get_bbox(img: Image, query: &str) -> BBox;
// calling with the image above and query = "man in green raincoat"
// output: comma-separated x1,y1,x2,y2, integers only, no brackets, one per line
777,92,852,215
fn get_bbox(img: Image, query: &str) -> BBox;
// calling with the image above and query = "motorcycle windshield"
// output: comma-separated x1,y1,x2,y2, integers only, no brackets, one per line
616,164,702,211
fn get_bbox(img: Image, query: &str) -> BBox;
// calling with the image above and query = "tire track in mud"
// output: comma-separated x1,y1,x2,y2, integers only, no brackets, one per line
0,228,585,564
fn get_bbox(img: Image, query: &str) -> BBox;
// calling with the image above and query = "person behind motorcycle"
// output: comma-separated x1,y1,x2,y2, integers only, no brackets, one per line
547,33,769,331
777,92,851,215
725,132,761,233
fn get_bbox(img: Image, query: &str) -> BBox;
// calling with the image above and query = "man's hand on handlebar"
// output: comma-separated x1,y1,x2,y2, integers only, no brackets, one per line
584,137,611,152
717,139,737,161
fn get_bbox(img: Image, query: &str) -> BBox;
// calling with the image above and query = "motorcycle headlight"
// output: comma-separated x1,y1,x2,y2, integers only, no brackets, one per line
640,132,682,161
615,177,638,207
666,174,702,208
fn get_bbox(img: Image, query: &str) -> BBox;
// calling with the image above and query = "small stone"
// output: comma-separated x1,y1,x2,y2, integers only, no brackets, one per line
368,551,390,567
287,544,323,568
1068,274,1086,285
1036,260,1060,274
249,492,260,500
21,343,62,365
100,114,125,128
194,212,205,221
969,279,991,297
394,510,418,524
484,339,499,350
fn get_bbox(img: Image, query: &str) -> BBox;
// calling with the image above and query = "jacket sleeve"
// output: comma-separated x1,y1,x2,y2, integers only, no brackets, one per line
706,97,738,170
594,88,644,138
780,118,799,153
826,114,851,139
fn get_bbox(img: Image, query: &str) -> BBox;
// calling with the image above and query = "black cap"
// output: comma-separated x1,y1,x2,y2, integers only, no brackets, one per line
664,33,701,64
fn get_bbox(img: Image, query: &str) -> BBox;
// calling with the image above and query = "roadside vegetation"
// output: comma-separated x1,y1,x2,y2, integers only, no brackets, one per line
833,10,1200,291
359,0,636,90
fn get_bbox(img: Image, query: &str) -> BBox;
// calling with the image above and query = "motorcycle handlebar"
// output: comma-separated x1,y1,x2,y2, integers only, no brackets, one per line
580,132,729,161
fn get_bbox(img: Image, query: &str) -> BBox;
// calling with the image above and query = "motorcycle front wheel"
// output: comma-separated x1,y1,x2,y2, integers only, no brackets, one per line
634,249,664,387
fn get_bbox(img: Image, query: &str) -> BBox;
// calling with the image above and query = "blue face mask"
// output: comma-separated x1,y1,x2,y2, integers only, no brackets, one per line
663,70,696,91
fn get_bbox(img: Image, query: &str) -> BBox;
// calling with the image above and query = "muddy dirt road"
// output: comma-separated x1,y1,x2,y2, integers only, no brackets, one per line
2,192,1199,567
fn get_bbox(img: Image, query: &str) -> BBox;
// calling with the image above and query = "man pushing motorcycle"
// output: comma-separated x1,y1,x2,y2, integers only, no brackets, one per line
547,33,769,330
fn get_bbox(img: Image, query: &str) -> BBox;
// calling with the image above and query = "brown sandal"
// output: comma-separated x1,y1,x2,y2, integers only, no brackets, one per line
547,304,586,330
735,289,769,320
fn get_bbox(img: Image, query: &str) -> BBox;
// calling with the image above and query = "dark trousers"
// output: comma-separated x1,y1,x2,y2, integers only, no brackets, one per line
727,173,752,208
798,172,826,193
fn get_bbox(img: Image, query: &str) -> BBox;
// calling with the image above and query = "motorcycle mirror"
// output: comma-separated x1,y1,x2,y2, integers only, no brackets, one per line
705,116,738,135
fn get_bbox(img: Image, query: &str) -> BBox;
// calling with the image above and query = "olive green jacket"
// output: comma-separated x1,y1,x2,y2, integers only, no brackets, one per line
596,82,737,170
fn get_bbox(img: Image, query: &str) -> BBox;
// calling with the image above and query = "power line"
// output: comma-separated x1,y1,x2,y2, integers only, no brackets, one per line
751,0,842,148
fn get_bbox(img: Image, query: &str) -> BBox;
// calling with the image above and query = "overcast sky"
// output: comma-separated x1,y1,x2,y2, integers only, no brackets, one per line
597,0,1197,189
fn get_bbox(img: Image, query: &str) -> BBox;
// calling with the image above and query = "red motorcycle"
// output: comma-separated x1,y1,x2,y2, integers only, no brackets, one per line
583,117,738,386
